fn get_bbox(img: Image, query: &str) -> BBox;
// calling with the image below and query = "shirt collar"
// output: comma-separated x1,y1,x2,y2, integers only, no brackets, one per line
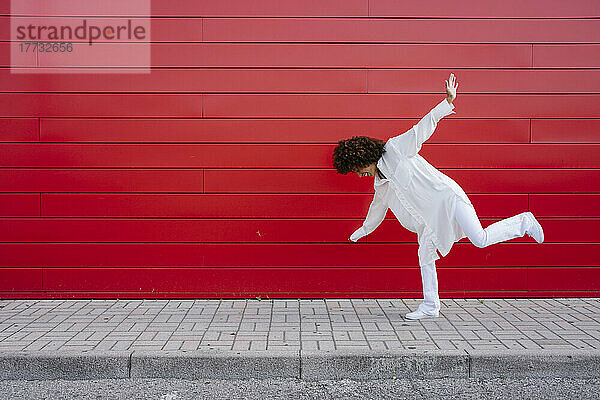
374,157,389,186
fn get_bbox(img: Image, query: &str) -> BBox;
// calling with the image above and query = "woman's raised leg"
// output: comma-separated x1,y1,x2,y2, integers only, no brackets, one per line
454,199,544,248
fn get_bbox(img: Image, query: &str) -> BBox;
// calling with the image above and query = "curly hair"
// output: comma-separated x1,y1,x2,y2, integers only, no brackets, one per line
331,136,386,175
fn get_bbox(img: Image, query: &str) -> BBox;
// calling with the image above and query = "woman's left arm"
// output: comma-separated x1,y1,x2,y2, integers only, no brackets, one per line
387,73,459,158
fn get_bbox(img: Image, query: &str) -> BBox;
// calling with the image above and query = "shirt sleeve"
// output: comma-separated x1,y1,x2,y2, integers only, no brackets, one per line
387,98,455,158
360,191,389,236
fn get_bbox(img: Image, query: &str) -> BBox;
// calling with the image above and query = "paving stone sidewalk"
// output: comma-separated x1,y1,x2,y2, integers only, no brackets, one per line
0,298,598,353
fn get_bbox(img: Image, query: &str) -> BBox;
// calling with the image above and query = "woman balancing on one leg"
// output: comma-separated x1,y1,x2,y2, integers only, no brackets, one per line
331,73,544,320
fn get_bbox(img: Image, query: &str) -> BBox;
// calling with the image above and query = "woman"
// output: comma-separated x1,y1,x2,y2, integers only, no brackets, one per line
331,73,544,320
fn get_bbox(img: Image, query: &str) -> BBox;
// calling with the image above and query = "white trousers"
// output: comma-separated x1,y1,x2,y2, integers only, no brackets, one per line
417,199,534,314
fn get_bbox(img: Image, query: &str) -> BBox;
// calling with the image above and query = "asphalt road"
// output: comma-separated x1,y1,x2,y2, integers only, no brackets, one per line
0,377,598,399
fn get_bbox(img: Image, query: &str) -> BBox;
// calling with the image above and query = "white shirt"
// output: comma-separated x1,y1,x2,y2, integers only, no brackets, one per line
349,98,475,266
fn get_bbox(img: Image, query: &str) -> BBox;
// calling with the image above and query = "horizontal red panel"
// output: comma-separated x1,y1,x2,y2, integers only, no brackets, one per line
2,68,366,93
445,169,600,194
40,117,530,144
155,0,368,17
530,194,600,217
370,1,600,18
1,1,151,16
1,218,361,243
454,291,600,298
0,0,368,17
41,267,527,292
0,118,38,141
0,43,532,68
2,1,596,18
203,19,600,43
0,144,323,167
40,194,528,219
3,69,599,96
6,69,599,94
206,169,600,193
0,194,39,216
33,42,150,69
3,144,599,168
422,145,600,168
0,94,203,117
1,218,594,243
370,69,600,94
532,119,600,143
204,94,600,118
0,243,596,267
528,267,600,291
5,18,599,43
3,290,599,299
0,169,204,193
2,17,203,43
0,268,42,291
447,267,528,292
1,168,598,193
439,243,599,267
533,45,600,68
39,193,384,218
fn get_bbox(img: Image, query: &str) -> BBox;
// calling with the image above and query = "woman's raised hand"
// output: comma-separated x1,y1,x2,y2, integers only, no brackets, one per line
445,73,458,103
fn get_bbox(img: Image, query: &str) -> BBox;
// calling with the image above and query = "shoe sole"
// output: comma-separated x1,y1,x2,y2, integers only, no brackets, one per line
405,313,439,320
526,212,544,243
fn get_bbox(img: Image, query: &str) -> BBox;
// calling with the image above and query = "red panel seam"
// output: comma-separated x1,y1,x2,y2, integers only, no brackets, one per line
531,43,534,68
528,39,533,238
201,5,205,199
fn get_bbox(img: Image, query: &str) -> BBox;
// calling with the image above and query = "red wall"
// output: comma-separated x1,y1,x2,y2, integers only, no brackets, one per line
1,1,600,299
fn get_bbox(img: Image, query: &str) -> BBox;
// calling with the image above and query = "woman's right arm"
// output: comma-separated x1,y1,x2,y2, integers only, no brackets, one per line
349,192,389,242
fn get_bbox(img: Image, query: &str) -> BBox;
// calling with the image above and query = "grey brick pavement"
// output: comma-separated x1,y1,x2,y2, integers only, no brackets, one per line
0,298,598,353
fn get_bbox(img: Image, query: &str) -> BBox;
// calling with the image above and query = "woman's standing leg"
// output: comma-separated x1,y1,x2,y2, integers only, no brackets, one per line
418,259,440,314
406,245,441,319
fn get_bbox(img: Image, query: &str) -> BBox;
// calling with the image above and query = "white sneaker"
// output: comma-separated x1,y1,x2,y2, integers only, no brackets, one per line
405,309,439,320
524,212,544,243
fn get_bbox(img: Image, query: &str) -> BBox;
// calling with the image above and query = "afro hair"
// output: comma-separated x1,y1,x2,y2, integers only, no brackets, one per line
331,135,386,175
